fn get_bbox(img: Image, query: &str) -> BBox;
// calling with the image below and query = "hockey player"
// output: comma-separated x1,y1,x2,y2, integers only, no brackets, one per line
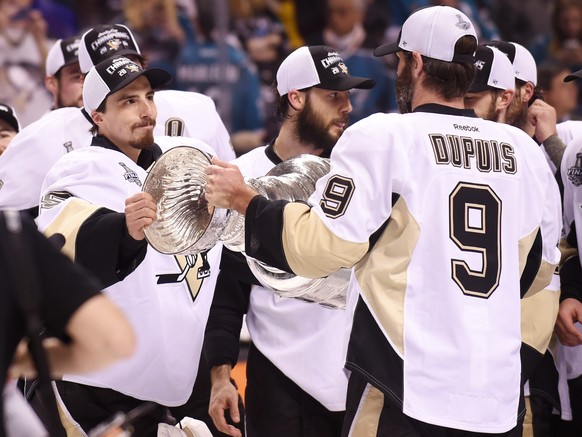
204,6,562,436
36,56,221,436
205,45,374,437
44,36,83,110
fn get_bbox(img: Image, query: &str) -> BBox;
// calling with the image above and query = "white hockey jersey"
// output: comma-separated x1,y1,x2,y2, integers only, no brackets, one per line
37,138,221,406
558,136,582,383
246,106,562,432
235,145,349,411
0,90,234,211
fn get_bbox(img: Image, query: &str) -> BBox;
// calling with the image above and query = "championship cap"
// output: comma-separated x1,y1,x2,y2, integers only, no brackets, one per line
373,5,477,63
46,36,80,76
276,45,375,96
468,46,515,93
83,56,171,114
486,41,537,85
0,103,20,133
79,24,142,74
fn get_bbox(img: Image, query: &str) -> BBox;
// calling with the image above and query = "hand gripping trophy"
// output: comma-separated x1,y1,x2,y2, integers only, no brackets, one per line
142,145,350,309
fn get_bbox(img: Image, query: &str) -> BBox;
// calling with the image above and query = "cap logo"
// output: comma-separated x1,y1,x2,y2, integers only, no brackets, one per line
339,63,349,74
106,39,122,51
65,41,79,54
492,79,498,85
91,29,131,51
320,52,342,69
105,57,140,77
455,14,471,30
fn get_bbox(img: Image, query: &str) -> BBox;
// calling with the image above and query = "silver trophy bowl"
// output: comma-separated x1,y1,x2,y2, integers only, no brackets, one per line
143,145,349,308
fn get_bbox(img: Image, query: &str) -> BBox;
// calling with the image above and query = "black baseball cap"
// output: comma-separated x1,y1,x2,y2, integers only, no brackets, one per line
83,56,171,113
0,103,20,132
468,45,515,93
46,36,80,76
79,24,143,74
276,45,375,96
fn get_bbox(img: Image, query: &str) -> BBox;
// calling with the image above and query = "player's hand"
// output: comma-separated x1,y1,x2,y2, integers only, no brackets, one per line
555,298,582,346
205,157,258,213
528,99,557,144
124,192,157,241
208,365,242,437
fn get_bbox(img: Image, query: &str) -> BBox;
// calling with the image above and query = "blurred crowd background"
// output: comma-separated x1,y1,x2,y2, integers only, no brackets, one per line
1,0,581,152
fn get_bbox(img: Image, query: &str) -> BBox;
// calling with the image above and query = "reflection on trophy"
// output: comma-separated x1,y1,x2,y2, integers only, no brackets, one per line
143,145,350,309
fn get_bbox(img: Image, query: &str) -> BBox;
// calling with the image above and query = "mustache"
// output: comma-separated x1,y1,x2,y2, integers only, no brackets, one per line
133,119,155,129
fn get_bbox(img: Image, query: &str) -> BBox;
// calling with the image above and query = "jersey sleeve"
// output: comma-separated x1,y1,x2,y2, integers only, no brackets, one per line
245,114,405,278
21,213,102,339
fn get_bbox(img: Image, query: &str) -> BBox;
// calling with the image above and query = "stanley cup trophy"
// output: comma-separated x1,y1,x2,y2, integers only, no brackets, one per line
142,145,350,309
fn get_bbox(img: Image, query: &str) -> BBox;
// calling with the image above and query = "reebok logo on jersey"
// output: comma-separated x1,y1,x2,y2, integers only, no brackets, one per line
453,124,479,132
567,153,582,187
119,162,142,187
0,180,3,190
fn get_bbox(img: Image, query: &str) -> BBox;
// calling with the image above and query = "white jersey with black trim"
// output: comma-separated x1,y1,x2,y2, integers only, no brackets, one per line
37,139,221,406
558,136,582,382
264,107,561,432
0,90,234,211
557,120,582,147
235,145,349,411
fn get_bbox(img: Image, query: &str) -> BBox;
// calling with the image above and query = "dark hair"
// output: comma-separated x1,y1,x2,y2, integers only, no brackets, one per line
273,79,311,121
537,61,570,91
420,35,478,99
89,100,107,135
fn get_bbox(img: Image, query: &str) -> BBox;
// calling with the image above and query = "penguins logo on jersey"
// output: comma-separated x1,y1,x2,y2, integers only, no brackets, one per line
568,153,582,187
156,252,211,302
119,162,142,187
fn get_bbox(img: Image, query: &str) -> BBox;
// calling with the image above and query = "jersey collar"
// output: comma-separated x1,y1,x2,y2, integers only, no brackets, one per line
91,135,163,171
413,103,477,118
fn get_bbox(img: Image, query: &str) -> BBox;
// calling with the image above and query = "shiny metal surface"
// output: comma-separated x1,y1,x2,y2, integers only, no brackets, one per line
143,147,349,308
143,145,228,255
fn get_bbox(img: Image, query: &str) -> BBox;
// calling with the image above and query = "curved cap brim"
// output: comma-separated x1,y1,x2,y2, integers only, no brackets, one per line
316,75,376,91
373,42,400,57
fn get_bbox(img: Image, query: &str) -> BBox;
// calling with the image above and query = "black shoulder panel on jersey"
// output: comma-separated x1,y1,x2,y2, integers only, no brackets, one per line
368,194,400,251
77,208,147,288
519,229,542,298
220,247,261,286
245,195,293,273
560,255,582,303
345,296,404,408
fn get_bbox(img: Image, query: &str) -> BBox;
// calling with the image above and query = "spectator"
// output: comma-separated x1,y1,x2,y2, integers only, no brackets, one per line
176,0,265,155
119,0,187,84
307,0,397,121
538,62,579,122
0,0,52,126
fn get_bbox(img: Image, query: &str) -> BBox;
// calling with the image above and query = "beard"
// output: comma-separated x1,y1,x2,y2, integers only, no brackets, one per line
484,94,501,122
295,96,346,153
505,89,528,129
396,59,414,114
129,119,156,149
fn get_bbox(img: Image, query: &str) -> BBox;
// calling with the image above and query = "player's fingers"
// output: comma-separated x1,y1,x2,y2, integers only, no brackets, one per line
229,396,240,424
